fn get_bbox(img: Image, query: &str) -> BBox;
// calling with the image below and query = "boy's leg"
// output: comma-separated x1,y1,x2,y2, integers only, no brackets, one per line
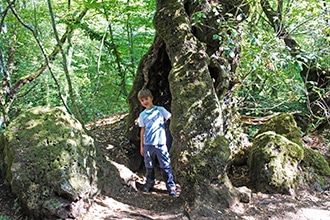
144,145,156,191
145,168,155,189
161,168,176,190
156,145,176,194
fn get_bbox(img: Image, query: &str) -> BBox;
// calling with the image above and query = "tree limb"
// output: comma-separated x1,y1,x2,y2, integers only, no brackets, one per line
47,0,86,128
240,111,300,125
7,0,88,99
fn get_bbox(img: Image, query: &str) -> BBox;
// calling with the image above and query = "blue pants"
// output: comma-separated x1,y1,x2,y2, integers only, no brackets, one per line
144,144,176,191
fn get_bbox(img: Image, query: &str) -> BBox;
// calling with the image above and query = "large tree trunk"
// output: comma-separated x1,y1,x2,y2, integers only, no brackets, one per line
128,0,249,207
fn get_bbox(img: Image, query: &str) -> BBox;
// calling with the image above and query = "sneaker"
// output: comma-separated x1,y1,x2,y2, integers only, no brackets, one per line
143,185,152,192
169,189,177,196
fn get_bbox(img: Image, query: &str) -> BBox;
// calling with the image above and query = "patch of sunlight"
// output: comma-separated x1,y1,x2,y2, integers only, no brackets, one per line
30,106,50,114
26,119,43,129
106,144,115,150
298,208,330,219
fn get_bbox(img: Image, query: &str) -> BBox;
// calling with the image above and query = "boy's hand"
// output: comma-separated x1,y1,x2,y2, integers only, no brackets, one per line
140,148,144,156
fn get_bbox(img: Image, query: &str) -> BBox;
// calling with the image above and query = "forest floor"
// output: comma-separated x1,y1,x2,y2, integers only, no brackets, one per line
1,114,330,220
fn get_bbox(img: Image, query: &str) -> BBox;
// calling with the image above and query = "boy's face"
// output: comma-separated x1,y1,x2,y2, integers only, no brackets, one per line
139,96,154,109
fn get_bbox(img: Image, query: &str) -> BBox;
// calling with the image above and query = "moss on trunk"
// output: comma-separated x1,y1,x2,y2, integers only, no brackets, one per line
127,0,249,209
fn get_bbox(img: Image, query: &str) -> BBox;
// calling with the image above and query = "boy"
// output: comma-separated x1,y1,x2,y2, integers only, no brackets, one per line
137,88,177,196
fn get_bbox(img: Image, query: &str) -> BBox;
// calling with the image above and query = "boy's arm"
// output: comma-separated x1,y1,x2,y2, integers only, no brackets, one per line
160,106,171,121
140,127,145,156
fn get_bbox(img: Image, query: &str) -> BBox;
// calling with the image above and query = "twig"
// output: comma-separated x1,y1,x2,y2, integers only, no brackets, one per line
240,111,300,125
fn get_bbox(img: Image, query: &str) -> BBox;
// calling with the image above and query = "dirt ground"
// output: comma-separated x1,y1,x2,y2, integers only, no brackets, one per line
2,170,330,220
1,115,330,220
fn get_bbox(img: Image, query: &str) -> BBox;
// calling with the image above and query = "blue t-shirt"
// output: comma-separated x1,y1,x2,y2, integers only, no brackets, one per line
139,106,171,145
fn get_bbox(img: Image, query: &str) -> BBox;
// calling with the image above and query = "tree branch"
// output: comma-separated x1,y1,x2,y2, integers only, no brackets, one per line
7,0,88,99
47,0,86,128
6,1,88,117
260,0,301,56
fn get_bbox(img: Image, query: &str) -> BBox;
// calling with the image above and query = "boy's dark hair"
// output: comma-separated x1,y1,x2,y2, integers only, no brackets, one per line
138,89,153,99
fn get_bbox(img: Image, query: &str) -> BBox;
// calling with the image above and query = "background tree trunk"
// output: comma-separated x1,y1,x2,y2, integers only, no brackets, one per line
128,0,249,207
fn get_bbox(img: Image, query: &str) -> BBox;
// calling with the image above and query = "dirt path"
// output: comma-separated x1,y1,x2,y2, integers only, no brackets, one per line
77,182,330,220
2,172,330,220
1,115,330,219
79,118,330,220
80,184,330,220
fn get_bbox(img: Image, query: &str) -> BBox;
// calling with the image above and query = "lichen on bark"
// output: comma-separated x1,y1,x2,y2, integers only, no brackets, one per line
127,0,249,208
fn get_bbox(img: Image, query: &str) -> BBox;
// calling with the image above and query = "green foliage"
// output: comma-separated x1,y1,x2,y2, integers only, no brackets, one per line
1,0,328,129
192,11,206,25
1,0,155,124
236,0,328,120
0,216,9,220
237,33,306,116
13,198,21,215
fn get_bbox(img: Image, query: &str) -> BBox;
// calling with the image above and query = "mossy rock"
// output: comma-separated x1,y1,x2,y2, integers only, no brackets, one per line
248,131,304,194
303,148,330,176
300,147,330,191
0,107,99,219
256,113,302,147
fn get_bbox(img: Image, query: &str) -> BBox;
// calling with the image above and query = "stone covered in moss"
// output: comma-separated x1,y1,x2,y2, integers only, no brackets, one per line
303,148,330,176
256,113,303,147
248,131,304,194
0,107,98,219
300,147,330,191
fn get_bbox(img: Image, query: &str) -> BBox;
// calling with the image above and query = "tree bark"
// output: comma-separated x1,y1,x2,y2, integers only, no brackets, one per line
128,0,249,207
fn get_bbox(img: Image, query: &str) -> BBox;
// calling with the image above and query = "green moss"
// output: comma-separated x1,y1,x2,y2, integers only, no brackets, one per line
1,107,98,217
43,198,62,210
173,135,230,203
187,136,229,183
303,148,330,176
256,113,302,147
248,132,304,192
300,154,330,190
